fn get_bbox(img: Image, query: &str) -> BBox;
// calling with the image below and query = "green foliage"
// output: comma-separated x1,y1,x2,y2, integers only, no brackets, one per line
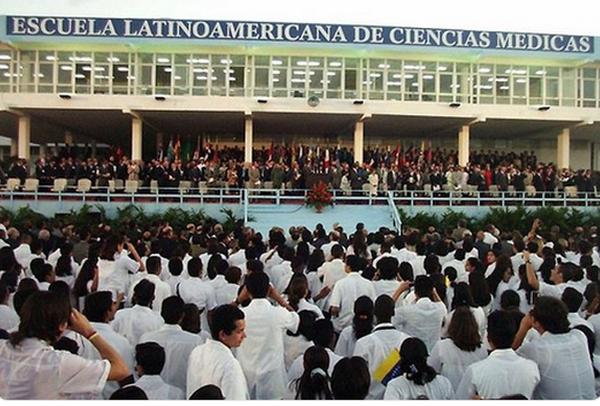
61,204,104,231
439,210,472,233
479,206,530,235
11,206,47,230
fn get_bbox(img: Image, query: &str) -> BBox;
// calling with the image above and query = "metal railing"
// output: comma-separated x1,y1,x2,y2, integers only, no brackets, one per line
0,185,599,208
388,191,403,233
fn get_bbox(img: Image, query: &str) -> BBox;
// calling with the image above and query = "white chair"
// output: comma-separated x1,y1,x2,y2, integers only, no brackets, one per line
51,178,68,192
114,179,124,191
564,186,578,198
6,178,20,191
23,178,39,192
107,180,116,193
198,181,208,194
525,185,537,197
150,180,159,194
178,180,191,194
76,178,92,193
125,180,139,194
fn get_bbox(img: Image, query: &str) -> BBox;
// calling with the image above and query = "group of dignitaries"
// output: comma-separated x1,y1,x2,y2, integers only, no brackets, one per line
0,216,599,400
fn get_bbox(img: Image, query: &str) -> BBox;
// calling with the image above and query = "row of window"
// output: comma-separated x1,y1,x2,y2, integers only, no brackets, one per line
1,50,599,107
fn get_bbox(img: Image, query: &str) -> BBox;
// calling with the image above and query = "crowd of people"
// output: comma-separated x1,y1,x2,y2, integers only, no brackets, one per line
2,144,599,195
0,208,600,400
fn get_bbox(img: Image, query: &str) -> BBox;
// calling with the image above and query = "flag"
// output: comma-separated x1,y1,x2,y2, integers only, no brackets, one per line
324,148,330,169
174,135,181,161
299,144,303,160
157,142,164,160
167,138,174,161
268,142,273,161
373,349,402,386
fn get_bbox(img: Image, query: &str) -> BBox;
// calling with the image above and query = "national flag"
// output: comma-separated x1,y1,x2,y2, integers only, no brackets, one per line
167,138,174,161
174,135,181,161
268,142,274,161
373,349,402,386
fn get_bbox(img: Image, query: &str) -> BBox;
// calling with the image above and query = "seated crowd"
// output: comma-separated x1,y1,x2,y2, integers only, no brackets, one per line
0,213,600,399
2,144,599,195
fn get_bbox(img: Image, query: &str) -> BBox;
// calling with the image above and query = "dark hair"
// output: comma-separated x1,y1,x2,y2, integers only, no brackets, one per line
500,289,521,311
135,342,165,375
0,246,18,272
181,303,200,333
10,291,71,346
161,295,185,324
188,385,225,400
414,275,433,300
313,318,335,348
296,346,333,400
146,256,162,275
168,257,183,276
13,288,37,316
374,295,395,324
209,304,245,341
561,287,583,313
331,357,370,400
110,386,148,400
287,274,309,311
187,257,203,278
352,296,374,340
351,233,368,258
48,280,70,300
377,257,399,280
0,282,9,304
539,257,556,284
133,279,155,307
531,296,570,334
246,259,265,274
73,257,98,298
83,291,114,323
399,262,414,282
345,255,364,273
444,267,458,287
399,337,437,385
207,256,228,280
17,278,39,292
53,336,79,354
225,266,242,284
451,282,476,310
0,270,18,293
487,311,517,349
517,264,536,305
55,255,73,277
487,255,512,297
447,306,482,352
469,271,491,307
424,254,441,275
245,271,270,298
288,310,317,340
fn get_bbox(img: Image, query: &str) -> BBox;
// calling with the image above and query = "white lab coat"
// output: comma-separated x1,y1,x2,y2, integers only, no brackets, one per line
427,338,487,390
353,324,410,399
0,304,19,332
334,325,358,358
455,348,540,399
139,323,205,392
128,273,172,314
0,338,110,399
236,298,299,399
517,329,596,399
392,297,447,352
187,339,249,400
133,374,184,399
329,273,376,332
384,374,454,400
111,304,165,346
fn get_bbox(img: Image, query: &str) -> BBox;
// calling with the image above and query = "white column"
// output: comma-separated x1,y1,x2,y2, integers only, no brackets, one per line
131,116,143,161
244,115,253,163
18,115,31,160
354,121,364,164
557,128,570,170
458,125,470,167
10,137,17,157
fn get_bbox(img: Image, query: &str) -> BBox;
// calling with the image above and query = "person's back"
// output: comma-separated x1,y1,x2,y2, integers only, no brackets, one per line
455,311,539,399
132,342,184,400
139,296,204,392
236,272,299,399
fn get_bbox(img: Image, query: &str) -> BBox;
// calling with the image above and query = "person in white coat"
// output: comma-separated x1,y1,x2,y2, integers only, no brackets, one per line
0,282,19,332
131,342,184,399
111,280,164,346
187,304,249,400
82,291,135,399
128,256,171,314
353,295,411,399
456,310,540,399
235,271,300,399
140,296,205,393
383,337,454,400
176,257,217,335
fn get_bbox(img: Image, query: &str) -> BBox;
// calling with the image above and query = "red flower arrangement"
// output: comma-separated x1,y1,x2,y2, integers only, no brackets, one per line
306,181,333,212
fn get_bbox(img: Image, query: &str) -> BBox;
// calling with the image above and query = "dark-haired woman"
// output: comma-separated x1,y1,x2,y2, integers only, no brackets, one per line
294,346,333,399
442,282,487,339
384,337,454,400
334,296,374,358
284,310,317,371
429,306,487,390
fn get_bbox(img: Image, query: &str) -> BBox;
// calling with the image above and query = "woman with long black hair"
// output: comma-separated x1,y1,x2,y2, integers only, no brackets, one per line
294,346,333,399
334,296,374,357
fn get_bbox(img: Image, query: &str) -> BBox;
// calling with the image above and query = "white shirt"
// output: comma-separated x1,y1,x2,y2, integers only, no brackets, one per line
0,338,110,399
187,339,249,400
372,252,396,269
268,260,293,293
283,334,312,371
317,258,346,289
97,251,140,296
372,279,400,301
142,254,169,280
236,298,299,399
329,272,376,332
214,279,240,306
384,374,454,400
88,322,135,399
409,256,426,277
568,312,595,332
517,329,596,399
228,249,246,267
176,277,217,313
259,249,283,272
13,243,32,269
111,305,165,346
393,297,447,352
455,348,540,399
0,304,19,332
133,374,184,400
140,323,205,392
287,347,342,392
129,273,172,314
442,258,466,280
393,248,417,264
334,325,359,358
588,314,600,357
428,338,488,390
320,241,344,261
353,323,410,399
297,298,324,319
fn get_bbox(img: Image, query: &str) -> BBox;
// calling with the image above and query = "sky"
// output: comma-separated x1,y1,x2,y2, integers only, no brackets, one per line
0,0,599,36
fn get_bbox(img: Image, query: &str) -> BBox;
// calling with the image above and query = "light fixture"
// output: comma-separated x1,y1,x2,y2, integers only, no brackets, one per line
353,99,364,105
58,93,72,100
154,95,167,101
449,102,461,108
